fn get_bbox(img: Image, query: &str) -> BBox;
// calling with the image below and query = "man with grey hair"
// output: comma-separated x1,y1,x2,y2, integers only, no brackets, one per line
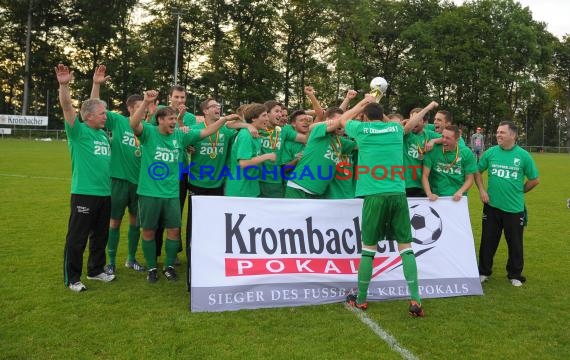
56,64,116,292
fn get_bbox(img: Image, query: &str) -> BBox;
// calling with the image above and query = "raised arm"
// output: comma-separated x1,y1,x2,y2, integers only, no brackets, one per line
198,114,238,139
225,115,259,137
339,89,357,111
130,90,158,136
404,101,438,134
90,65,111,99
176,104,187,128
55,64,77,126
304,86,324,123
337,94,376,129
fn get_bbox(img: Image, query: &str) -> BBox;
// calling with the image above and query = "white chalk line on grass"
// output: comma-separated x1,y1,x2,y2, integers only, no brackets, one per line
0,173,69,181
344,304,419,360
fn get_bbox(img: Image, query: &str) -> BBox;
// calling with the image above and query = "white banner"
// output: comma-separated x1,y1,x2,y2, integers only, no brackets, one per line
190,196,482,312
0,114,48,126
0,128,12,134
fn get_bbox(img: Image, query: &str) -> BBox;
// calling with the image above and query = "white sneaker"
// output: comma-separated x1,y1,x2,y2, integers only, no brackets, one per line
87,272,116,282
68,281,87,292
510,279,523,287
479,275,489,283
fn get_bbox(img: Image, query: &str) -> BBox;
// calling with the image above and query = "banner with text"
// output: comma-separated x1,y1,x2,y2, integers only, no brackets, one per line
0,114,48,126
190,196,482,312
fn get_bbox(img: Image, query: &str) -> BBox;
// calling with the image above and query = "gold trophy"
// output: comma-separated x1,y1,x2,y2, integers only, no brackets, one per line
370,77,388,102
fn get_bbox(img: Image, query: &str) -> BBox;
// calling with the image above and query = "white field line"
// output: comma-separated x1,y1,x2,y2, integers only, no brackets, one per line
345,304,419,360
0,173,69,181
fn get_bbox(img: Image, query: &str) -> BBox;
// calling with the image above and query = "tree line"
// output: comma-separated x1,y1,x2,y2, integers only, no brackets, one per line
1,0,569,147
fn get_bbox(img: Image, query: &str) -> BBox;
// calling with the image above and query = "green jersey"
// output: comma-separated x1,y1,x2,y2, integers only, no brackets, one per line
403,129,438,189
106,111,140,184
137,122,201,198
225,129,262,197
149,105,197,166
325,142,357,199
424,144,477,196
188,122,236,188
345,120,405,196
280,139,305,167
289,123,345,195
478,145,538,213
65,117,111,196
425,123,436,132
258,124,298,183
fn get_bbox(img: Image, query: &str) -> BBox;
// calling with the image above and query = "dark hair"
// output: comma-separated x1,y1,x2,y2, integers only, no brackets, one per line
264,100,282,113
437,110,454,124
289,109,306,123
200,97,217,112
324,107,344,119
244,103,266,123
499,121,518,136
156,106,177,123
363,103,384,121
126,94,144,108
169,85,186,96
443,124,460,139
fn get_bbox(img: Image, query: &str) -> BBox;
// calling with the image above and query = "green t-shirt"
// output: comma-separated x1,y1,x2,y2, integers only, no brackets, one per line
345,120,405,196
225,129,262,197
149,105,197,166
106,111,141,184
289,123,344,195
280,140,305,167
258,124,298,183
423,144,477,196
478,145,538,213
403,129,438,189
425,123,436,132
65,117,111,196
188,122,236,188
137,122,201,198
325,141,357,199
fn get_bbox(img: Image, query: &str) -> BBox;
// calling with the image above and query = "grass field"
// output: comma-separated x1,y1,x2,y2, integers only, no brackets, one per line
1,139,569,359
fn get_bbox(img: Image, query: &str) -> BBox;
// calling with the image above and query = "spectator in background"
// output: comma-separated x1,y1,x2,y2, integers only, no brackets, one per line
471,127,485,162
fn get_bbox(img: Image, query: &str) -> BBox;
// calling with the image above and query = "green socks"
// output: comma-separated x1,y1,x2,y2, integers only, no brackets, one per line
357,248,376,304
401,248,421,304
142,239,157,269
127,224,140,262
165,239,180,267
107,227,120,265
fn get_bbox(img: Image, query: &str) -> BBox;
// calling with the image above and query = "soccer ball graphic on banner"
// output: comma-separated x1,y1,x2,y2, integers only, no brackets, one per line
409,204,443,245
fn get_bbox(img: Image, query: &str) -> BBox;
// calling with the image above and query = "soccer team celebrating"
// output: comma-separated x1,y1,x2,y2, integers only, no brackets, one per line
57,63,539,317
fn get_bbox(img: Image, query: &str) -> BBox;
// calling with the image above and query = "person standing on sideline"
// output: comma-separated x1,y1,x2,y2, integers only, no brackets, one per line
90,65,145,275
470,127,485,162
475,121,539,287
335,93,438,316
56,64,116,292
